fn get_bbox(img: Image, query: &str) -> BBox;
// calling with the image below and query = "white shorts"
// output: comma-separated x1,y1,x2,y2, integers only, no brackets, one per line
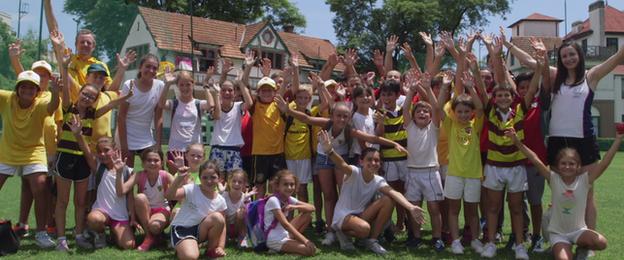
549,228,588,245
267,236,293,251
439,165,448,181
0,163,47,177
404,167,444,202
482,164,528,193
286,159,312,184
382,160,407,182
443,175,481,203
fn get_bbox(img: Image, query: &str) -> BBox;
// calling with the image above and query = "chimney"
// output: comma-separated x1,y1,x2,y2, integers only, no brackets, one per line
283,25,295,33
571,20,583,33
588,0,605,46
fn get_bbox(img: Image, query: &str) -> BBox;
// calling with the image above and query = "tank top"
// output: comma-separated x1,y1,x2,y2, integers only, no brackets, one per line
138,171,169,209
317,125,349,156
549,79,594,138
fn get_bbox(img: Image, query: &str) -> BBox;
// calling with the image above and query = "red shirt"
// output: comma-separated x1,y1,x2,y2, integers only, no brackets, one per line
240,111,253,157
522,98,547,165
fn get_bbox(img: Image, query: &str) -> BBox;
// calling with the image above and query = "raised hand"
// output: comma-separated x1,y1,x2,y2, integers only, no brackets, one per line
327,52,339,66
439,31,455,50
220,58,234,75
342,48,359,66
492,36,504,55
421,72,432,89
386,35,399,53
442,71,453,86
260,58,272,76
163,66,176,85
466,52,479,70
289,52,299,68
317,130,333,154
461,71,475,89
529,37,547,56
49,74,63,94
205,65,216,84
68,114,82,135
244,49,257,67
49,30,64,46
110,149,127,173
400,42,415,59
8,40,23,57
499,26,509,44
373,49,384,67
274,94,289,112
481,33,494,46
308,71,323,86
177,166,190,178
418,32,433,46
434,44,446,58
117,49,137,70
365,71,376,86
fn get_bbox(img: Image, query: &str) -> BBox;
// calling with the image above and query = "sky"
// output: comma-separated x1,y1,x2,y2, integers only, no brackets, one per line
1,0,623,58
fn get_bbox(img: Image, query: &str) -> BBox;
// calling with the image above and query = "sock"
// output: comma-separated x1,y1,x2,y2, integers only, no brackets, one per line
58,236,67,241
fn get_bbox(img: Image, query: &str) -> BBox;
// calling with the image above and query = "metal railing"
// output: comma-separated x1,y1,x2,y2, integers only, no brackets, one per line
584,45,618,61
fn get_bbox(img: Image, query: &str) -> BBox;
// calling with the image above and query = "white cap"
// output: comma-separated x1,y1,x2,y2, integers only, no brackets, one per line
16,70,41,87
31,60,53,76
324,79,338,88
257,77,277,89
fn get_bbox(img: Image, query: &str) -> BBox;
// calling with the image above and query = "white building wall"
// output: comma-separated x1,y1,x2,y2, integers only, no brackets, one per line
120,14,158,82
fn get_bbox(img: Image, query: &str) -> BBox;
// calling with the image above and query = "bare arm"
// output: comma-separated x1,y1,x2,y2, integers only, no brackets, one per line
352,129,409,154
587,46,624,90
47,77,61,115
165,167,190,201
525,59,543,109
109,51,137,92
379,186,425,225
430,44,446,76
461,72,483,117
95,91,133,118
289,53,301,95
117,101,129,156
8,41,25,75
372,49,386,78
218,58,234,86
272,208,311,244
320,53,339,80
384,35,399,72
110,150,133,197
275,95,329,127
241,50,255,88
437,72,452,121
507,128,550,181
68,115,97,171
590,132,623,183
419,32,434,73
157,74,175,109
208,87,220,120
318,130,353,178
400,43,420,72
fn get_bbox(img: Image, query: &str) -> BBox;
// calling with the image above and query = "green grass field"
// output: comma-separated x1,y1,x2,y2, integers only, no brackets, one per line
1,152,623,259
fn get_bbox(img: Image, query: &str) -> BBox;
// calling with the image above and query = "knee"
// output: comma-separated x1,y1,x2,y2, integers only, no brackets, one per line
177,250,199,260
56,197,69,208
118,239,135,250
208,213,225,226
303,243,316,256
134,193,149,206
87,212,105,226
595,236,608,250
352,223,371,238
148,221,164,234
380,196,395,207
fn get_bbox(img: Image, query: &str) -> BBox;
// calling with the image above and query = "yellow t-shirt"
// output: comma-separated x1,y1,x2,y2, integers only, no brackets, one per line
437,103,451,166
67,54,113,102
251,101,285,155
285,102,312,160
41,92,63,157
0,90,52,165
90,91,119,147
443,103,484,179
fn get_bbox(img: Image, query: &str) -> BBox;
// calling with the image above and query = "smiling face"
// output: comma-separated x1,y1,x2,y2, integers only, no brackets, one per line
139,57,159,80
257,85,275,103
228,173,246,192
295,89,311,108
559,45,580,70
360,149,381,174
276,174,297,197
516,80,530,98
177,76,194,99
354,91,373,111
185,145,205,170
480,70,494,89
142,152,162,173
16,82,40,105
76,33,96,56
386,70,401,82
96,142,115,164
78,85,99,108
493,88,513,110
331,104,351,129
87,72,107,90
555,149,582,179
380,91,398,109
199,167,220,188
220,81,235,102
412,103,432,127
454,103,474,124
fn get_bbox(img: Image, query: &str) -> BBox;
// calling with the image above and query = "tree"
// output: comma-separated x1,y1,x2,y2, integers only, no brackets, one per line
326,0,511,72
0,22,49,90
64,0,307,65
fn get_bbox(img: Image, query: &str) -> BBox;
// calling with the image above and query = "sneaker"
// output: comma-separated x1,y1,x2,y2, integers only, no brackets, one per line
495,231,503,243
575,247,590,260
138,235,156,251
514,243,529,260
314,220,326,234
481,242,497,258
433,239,445,252
335,230,355,251
12,223,29,238
35,231,56,248
531,235,546,253
321,231,336,246
239,237,249,248
451,239,464,254
471,239,484,253
94,233,107,249
364,239,388,255
405,237,422,248
56,239,69,252
76,234,94,249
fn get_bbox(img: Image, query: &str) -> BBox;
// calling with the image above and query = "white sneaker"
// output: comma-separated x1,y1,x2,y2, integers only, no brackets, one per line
94,233,107,249
321,231,336,246
335,229,355,251
35,231,56,248
451,239,464,254
76,234,93,249
514,243,530,260
364,239,388,255
56,239,69,252
471,239,484,253
481,242,497,258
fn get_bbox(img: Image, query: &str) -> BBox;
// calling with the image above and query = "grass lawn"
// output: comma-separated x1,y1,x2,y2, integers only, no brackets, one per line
1,152,623,259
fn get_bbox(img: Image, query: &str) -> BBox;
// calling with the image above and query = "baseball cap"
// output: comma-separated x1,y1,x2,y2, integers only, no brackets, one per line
257,77,277,89
87,63,109,77
16,70,41,88
324,79,338,88
31,60,53,76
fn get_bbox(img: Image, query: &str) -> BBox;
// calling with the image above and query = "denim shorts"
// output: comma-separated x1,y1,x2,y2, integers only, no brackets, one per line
314,152,347,170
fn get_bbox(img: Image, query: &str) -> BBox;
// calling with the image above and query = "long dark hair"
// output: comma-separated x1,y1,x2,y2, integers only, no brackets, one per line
136,53,160,79
553,42,586,93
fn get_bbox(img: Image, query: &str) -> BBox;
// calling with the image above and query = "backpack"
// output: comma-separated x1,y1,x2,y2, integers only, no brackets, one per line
245,195,289,252
137,170,170,194
94,163,131,188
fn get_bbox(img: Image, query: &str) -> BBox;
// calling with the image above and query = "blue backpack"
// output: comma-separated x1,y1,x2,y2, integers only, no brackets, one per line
245,194,289,252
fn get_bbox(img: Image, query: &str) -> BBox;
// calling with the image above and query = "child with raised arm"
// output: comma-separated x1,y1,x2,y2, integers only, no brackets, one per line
223,169,255,248
275,97,408,246
402,71,445,251
263,170,316,256
317,130,425,255
166,161,227,259
507,127,621,260
438,71,485,255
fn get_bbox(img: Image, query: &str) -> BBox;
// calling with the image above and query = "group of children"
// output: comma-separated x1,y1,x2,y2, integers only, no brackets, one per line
2,6,624,259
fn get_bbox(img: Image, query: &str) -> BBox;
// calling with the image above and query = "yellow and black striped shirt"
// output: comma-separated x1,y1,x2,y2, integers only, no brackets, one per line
57,104,95,155
485,102,527,167
381,106,408,161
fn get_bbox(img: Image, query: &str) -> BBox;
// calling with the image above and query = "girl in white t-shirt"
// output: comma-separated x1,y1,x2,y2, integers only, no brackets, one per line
158,70,215,170
222,169,255,247
117,53,165,168
166,160,227,259
113,147,174,251
317,130,425,255
264,170,316,256
507,128,622,260
350,86,377,163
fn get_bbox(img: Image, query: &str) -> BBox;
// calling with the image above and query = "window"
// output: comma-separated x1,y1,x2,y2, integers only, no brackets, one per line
607,38,619,52
199,49,216,72
257,50,284,70
582,39,588,54
510,54,515,66
126,44,149,70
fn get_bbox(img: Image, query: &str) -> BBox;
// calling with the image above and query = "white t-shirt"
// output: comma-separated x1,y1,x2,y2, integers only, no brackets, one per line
332,166,388,230
351,109,378,155
166,98,208,150
406,121,438,168
92,167,132,221
264,195,299,243
210,102,244,147
171,184,227,227
548,171,590,235
316,126,349,156
118,79,164,150
223,191,245,221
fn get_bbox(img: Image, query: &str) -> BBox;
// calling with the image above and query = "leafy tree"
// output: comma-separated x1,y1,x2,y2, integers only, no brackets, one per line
64,0,307,65
0,22,49,90
326,0,511,71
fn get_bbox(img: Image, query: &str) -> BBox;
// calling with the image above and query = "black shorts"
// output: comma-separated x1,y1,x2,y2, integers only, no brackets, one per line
547,136,600,166
55,152,91,181
251,154,286,184
242,155,253,184
170,224,200,247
